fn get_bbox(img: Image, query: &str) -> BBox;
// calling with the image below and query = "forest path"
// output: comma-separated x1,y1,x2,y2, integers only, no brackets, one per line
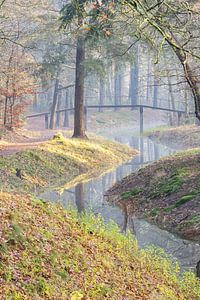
0,130,56,156
0,140,48,156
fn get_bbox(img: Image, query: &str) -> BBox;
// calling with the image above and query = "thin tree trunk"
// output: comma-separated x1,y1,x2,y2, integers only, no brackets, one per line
56,92,62,128
49,76,59,129
3,96,8,126
75,183,85,213
72,34,87,138
33,93,38,111
146,57,151,104
99,78,105,112
129,47,139,109
106,71,113,104
114,64,122,111
63,90,69,127
153,75,158,108
167,73,177,125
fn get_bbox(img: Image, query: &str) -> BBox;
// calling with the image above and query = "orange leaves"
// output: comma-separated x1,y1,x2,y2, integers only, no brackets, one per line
0,46,37,129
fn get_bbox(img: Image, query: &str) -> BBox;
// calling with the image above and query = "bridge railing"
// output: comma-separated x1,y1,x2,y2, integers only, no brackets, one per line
26,104,194,132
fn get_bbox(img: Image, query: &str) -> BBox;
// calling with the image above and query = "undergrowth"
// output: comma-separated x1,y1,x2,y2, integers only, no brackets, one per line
0,192,199,300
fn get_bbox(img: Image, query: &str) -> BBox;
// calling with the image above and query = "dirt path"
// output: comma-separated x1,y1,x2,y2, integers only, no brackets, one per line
0,129,60,156
0,141,47,156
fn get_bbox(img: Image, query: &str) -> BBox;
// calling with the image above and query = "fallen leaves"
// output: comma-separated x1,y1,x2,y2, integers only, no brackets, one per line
0,192,199,299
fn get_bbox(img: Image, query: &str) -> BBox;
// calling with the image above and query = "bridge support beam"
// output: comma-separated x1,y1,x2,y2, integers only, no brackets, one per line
140,106,144,135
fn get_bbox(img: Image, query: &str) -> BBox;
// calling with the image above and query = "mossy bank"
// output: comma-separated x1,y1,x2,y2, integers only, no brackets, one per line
147,125,200,150
0,192,200,299
106,148,200,242
0,133,136,193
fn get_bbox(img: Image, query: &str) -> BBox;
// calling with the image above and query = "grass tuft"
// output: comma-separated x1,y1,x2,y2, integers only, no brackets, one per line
121,187,142,199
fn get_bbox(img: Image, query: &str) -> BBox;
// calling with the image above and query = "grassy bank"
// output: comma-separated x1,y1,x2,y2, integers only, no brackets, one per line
146,125,200,149
0,133,136,193
106,148,200,242
0,191,199,299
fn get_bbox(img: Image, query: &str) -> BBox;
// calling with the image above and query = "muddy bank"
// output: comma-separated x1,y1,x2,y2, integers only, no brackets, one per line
147,125,200,150
106,149,200,243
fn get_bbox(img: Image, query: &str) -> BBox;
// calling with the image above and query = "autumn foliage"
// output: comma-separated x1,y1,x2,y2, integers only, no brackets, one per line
0,46,36,130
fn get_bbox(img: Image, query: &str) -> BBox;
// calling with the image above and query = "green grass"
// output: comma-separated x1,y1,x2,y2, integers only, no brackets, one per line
164,194,197,213
151,172,182,198
180,215,200,226
0,191,199,300
121,187,142,199
150,208,160,216
0,134,135,193
150,167,192,198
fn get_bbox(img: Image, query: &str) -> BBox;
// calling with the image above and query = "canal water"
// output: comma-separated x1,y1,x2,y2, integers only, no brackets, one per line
40,129,200,273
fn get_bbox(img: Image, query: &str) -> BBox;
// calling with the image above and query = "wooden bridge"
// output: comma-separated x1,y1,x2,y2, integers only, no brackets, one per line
26,104,192,135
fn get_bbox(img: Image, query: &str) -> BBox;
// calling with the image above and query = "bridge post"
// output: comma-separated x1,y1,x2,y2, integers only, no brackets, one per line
140,106,144,135
84,106,88,130
45,113,49,129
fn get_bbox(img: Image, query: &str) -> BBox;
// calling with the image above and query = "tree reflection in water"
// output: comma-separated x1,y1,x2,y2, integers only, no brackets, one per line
75,183,85,213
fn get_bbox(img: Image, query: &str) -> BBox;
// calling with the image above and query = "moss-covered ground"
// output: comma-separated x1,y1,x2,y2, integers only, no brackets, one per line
0,192,200,300
107,148,200,242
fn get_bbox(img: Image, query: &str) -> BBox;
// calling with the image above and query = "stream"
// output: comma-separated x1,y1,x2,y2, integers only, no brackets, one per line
40,128,200,273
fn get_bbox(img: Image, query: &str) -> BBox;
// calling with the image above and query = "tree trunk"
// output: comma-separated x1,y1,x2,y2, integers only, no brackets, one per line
106,71,113,104
129,48,139,109
75,183,85,213
153,74,158,108
167,73,177,125
173,47,200,121
146,57,151,104
56,91,62,128
155,24,200,120
49,76,59,129
3,96,8,126
99,78,105,112
63,90,69,127
72,34,87,138
114,64,122,111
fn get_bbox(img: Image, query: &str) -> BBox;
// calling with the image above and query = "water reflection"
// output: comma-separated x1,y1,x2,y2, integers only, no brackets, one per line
40,134,200,273
75,183,85,213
